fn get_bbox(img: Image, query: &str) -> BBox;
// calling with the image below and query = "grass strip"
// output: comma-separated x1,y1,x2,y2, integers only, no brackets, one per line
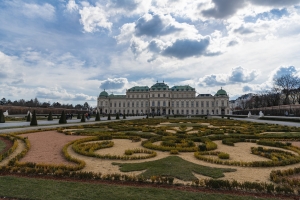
0,176,273,200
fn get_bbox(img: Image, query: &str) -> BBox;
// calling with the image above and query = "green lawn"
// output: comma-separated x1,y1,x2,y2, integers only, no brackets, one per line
0,139,5,152
113,156,236,181
0,176,273,200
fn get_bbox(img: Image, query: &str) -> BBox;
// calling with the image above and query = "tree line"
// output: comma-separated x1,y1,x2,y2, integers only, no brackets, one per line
235,74,300,110
0,97,91,110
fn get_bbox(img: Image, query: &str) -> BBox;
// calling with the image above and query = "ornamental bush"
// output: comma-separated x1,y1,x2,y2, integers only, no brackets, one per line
81,113,86,122
95,112,100,121
77,113,81,119
0,110,5,123
116,113,120,120
47,112,53,121
218,152,230,159
59,110,67,124
26,113,31,122
108,113,111,120
30,110,38,126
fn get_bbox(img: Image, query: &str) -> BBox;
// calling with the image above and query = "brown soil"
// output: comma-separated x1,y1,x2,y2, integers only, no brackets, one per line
0,137,13,154
19,131,87,165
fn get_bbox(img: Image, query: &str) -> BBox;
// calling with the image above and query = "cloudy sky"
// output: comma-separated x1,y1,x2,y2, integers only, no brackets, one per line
1,0,300,106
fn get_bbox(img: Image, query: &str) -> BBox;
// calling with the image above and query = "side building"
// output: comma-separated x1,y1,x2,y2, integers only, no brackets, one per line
97,82,230,116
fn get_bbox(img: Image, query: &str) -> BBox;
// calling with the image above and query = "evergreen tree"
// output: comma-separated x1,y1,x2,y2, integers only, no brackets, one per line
123,112,126,119
107,113,111,120
26,113,31,122
116,113,120,120
146,114,148,119
81,113,86,122
95,112,100,121
47,111,53,121
77,113,81,119
59,110,67,124
0,110,5,123
30,110,38,126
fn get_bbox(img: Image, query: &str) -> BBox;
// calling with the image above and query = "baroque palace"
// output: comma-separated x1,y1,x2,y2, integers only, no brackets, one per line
97,82,230,116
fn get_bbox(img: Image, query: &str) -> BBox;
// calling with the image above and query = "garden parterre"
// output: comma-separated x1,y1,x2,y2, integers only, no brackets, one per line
1,118,300,195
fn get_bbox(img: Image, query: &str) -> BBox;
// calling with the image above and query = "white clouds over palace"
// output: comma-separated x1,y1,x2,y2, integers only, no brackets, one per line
1,1,300,106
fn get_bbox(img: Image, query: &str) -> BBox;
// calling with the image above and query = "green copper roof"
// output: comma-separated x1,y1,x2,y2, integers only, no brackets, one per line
99,90,108,97
151,82,169,90
127,86,150,92
109,95,126,99
171,85,195,91
215,88,227,96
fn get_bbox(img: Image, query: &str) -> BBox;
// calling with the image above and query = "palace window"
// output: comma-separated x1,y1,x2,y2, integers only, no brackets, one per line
181,101,184,107
206,101,209,107
186,101,189,107
163,101,166,106
201,101,204,107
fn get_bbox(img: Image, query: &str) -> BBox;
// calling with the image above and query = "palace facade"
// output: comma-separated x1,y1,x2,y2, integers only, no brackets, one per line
97,82,230,115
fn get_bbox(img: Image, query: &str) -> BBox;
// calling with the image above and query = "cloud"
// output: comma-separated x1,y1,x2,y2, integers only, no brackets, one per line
242,85,253,92
249,0,300,7
198,74,226,86
244,8,289,23
36,87,96,101
135,13,182,37
79,5,112,32
233,26,254,34
108,0,140,11
22,3,55,21
99,78,128,90
11,79,25,85
162,38,210,59
227,40,239,46
202,0,246,19
66,0,78,12
271,66,298,80
228,66,258,83
198,67,259,86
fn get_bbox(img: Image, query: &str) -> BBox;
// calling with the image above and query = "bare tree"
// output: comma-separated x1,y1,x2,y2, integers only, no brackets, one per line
274,74,300,105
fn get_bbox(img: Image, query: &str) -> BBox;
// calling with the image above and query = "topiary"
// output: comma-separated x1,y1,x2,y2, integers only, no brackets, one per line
30,110,38,126
47,111,53,121
108,113,111,120
95,112,100,121
0,110,5,123
77,113,81,119
123,112,126,119
26,113,31,122
59,110,67,124
81,113,86,122
116,113,120,120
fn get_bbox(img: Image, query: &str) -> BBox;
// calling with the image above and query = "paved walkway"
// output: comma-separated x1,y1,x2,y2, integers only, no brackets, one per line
232,117,300,127
1,115,300,134
0,116,145,134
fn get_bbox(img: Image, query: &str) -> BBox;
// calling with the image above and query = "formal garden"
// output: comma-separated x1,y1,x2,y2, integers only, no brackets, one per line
1,117,300,199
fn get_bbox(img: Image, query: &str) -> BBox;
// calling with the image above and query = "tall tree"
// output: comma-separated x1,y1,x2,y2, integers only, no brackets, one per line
274,74,300,105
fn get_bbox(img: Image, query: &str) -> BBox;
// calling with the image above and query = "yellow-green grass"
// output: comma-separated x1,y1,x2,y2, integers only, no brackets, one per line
0,176,274,200
113,156,236,181
0,139,5,152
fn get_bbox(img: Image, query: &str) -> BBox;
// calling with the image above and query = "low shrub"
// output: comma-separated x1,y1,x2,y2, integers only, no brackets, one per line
170,149,179,154
218,152,230,159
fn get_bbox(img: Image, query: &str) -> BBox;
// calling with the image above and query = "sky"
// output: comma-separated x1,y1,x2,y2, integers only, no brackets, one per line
1,0,300,107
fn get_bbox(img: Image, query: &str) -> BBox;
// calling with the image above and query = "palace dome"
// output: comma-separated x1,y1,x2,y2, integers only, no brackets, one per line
99,90,108,97
215,88,227,96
